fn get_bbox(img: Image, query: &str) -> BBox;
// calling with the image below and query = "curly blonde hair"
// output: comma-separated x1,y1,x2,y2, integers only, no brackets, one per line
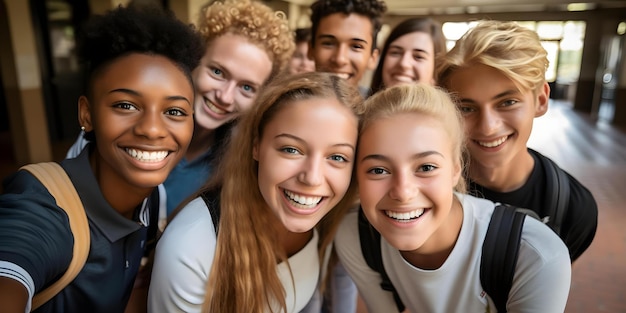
437,20,548,93
197,0,295,78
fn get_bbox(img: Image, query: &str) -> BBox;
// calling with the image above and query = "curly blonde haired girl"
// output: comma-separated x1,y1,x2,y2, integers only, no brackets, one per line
197,0,294,77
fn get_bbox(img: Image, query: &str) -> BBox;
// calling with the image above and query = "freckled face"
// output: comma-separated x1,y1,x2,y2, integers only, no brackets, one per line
80,53,194,190
192,33,273,131
382,32,436,88
357,113,461,252
253,97,358,233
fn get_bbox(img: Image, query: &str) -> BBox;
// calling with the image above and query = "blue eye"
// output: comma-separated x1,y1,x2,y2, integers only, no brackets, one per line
329,155,348,163
281,147,300,154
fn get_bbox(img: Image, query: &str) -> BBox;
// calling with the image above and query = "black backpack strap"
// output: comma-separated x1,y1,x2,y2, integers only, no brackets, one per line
537,155,569,235
144,188,162,253
480,204,526,313
358,207,405,312
201,191,221,233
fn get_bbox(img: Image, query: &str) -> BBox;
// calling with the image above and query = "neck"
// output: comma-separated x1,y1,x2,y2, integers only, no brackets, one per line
185,125,216,161
400,196,463,270
89,152,152,219
469,151,535,192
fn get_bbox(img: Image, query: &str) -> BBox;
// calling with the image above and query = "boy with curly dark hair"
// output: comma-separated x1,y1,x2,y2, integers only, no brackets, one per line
0,4,203,312
309,0,387,93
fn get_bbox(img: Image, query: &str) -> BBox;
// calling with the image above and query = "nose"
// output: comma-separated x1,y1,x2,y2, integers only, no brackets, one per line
388,171,416,203
135,107,167,139
216,81,237,107
331,44,349,67
476,107,501,135
298,156,324,186
399,52,413,69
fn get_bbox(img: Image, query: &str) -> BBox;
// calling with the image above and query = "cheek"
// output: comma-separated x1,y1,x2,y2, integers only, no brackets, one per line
235,98,256,115
329,166,353,199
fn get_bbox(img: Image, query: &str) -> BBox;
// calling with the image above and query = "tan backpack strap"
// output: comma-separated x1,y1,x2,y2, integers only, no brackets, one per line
19,162,91,310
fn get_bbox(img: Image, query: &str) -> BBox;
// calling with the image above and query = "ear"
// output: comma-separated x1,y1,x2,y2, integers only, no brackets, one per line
252,138,259,161
368,48,380,70
78,96,93,132
534,82,550,118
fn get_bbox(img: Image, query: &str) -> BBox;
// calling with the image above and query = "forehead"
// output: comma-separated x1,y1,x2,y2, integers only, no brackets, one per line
446,64,522,98
389,32,435,53
203,33,273,85
92,53,192,93
263,96,357,137
359,113,450,154
315,13,374,44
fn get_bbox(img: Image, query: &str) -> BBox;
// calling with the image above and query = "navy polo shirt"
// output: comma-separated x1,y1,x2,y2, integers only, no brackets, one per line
0,147,156,312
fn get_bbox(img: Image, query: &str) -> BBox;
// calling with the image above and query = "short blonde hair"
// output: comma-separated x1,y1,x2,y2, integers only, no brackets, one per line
437,20,548,93
197,0,295,78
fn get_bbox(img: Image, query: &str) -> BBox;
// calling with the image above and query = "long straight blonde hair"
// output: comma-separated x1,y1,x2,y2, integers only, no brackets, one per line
201,72,363,313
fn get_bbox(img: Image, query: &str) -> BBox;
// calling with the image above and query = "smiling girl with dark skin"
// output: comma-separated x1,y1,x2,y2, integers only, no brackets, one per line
0,5,203,312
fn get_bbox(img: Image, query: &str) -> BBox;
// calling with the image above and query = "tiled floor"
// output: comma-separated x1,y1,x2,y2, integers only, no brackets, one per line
528,100,626,313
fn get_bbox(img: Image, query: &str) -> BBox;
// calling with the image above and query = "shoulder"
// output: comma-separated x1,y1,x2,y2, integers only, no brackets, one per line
161,197,217,245
519,216,571,264
334,206,360,248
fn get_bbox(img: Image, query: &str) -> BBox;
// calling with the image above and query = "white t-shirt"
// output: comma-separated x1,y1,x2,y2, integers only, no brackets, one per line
335,193,571,313
148,197,321,313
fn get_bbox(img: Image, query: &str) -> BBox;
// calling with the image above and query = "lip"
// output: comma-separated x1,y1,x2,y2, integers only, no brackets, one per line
390,74,416,83
473,135,511,150
281,188,326,216
201,96,233,120
123,147,172,170
381,207,429,228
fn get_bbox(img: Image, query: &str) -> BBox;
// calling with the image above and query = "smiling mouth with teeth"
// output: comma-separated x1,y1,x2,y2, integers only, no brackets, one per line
284,190,323,209
385,208,425,222
205,98,228,115
477,135,508,148
125,148,169,163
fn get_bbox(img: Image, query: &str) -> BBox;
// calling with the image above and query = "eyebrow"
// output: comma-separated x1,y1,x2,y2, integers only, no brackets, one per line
360,150,443,163
459,89,520,104
275,133,355,151
318,34,370,45
109,88,191,104
388,44,429,55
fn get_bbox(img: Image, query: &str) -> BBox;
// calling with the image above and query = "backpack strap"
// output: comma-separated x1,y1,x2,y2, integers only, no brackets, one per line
201,192,221,233
20,162,90,311
358,207,405,312
537,154,569,235
480,204,526,313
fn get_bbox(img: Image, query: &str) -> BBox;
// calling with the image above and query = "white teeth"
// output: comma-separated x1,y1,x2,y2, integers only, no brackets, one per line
333,73,350,80
205,98,227,114
392,75,415,83
284,190,322,209
125,148,168,163
385,208,425,221
478,136,507,148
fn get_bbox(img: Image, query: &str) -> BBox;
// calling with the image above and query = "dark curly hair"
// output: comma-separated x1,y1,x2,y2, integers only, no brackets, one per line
77,4,204,141
78,4,203,96
310,0,387,49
